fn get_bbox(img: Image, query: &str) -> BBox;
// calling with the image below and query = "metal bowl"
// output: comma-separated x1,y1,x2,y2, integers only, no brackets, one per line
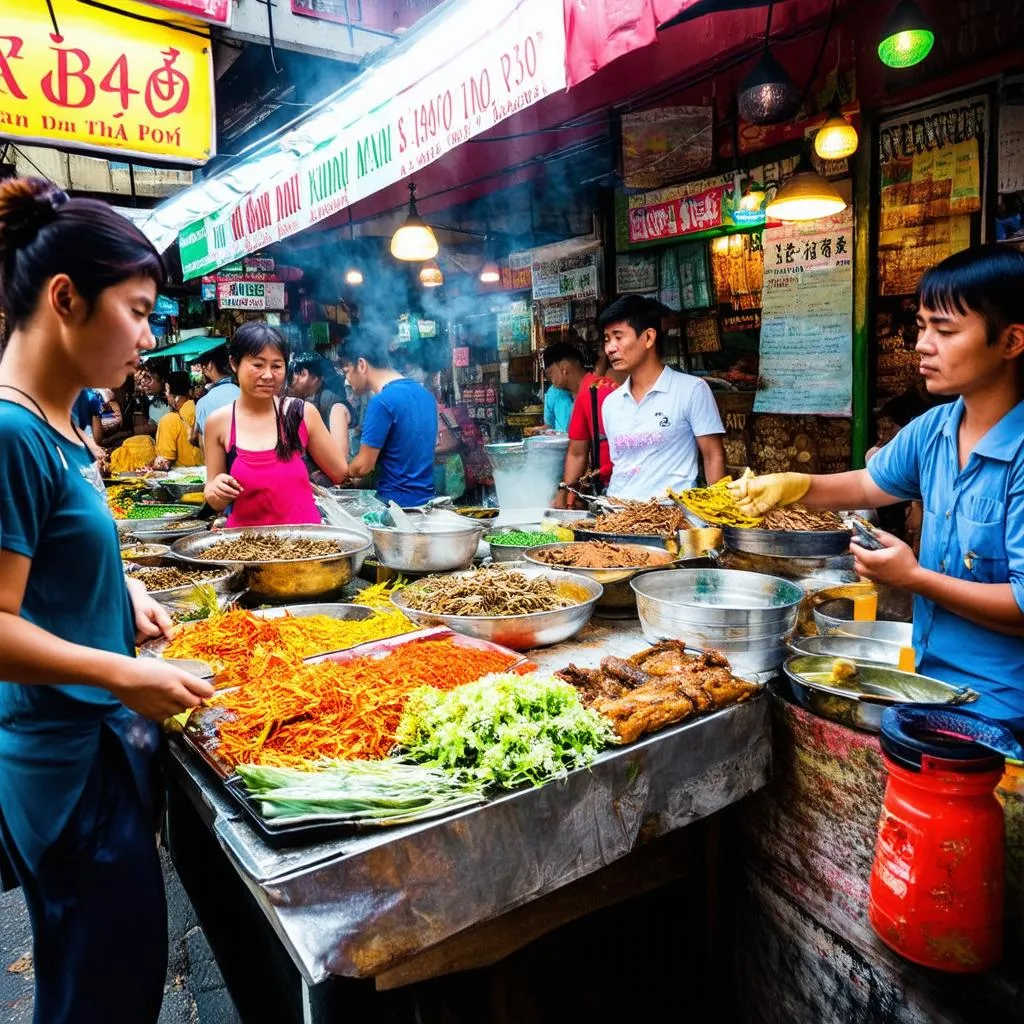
171,525,372,601
829,620,914,646
370,519,484,572
143,565,245,612
788,633,906,666
630,568,804,679
782,655,978,732
485,524,564,563
120,543,171,566
524,542,686,615
389,568,602,650
115,509,194,537
146,479,206,502
572,526,676,550
813,592,913,637
250,603,375,622
123,519,209,546
723,524,852,557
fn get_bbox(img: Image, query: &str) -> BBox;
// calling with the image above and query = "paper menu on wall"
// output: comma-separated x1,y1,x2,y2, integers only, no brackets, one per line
753,210,854,417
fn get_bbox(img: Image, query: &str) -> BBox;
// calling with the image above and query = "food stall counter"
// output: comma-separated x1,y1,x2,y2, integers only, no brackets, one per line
163,617,771,1005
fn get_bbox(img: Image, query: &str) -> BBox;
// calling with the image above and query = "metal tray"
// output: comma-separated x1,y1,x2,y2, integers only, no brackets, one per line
722,524,852,557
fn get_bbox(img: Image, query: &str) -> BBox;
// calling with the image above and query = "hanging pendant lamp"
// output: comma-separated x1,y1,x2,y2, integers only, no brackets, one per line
878,1,934,69
390,182,438,261
419,259,444,287
738,51,800,125
814,104,859,161
344,267,364,286
766,154,847,222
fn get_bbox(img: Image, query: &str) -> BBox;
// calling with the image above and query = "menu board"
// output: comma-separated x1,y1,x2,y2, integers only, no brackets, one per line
532,255,599,301
615,253,658,293
754,210,854,416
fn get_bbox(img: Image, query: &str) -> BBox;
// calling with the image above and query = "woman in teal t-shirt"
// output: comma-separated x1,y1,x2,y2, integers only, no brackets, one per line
0,178,213,1023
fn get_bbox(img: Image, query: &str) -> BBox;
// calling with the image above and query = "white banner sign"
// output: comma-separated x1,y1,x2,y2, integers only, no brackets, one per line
178,0,567,278
754,210,854,416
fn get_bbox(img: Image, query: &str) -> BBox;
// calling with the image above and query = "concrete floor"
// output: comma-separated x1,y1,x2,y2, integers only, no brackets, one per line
0,850,240,1024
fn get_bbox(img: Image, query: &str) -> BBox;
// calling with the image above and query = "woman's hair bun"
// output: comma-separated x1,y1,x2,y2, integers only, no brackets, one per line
0,177,69,254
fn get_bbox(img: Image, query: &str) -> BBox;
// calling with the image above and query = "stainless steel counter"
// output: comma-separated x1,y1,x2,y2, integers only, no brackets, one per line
165,617,772,986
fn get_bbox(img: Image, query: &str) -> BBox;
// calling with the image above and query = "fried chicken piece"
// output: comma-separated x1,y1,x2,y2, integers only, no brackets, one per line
600,656,650,687
557,664,626,702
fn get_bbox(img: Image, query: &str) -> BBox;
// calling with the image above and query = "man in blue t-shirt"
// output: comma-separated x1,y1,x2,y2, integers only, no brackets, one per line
340,332,436,506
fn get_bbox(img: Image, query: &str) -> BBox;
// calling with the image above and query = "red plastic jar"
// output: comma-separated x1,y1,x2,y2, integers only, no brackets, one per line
869,719,1005,972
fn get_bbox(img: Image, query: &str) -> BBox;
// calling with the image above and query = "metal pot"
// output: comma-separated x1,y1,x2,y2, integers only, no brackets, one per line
630,568,804,679
369,520,484,572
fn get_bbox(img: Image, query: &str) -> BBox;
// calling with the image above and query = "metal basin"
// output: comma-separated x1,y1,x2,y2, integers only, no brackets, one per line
782,655,978,732
788,633,906,666
389,568,602,650
115,509,194,537
813,591,913,636
524,542,693,616
171,525,371,601
370,518,484,572
723,524,851,557
630,568,803,678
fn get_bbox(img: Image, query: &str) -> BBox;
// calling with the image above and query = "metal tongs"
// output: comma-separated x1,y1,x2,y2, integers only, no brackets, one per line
557,484,616,514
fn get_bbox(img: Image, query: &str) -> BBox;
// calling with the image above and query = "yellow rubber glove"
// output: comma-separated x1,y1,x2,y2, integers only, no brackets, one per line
727,472,811,517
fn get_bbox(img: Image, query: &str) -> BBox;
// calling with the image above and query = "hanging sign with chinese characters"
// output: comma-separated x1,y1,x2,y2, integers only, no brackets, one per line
532,255,599,301
754,211,854,416
0,0,214,164
216,281,286,310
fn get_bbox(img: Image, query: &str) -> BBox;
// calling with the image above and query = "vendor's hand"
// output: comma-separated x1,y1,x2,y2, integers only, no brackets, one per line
727,472,811,517
206,473,243,504
110,658,215,721
126,576,173,643
851,529,921,589
552,488,568,510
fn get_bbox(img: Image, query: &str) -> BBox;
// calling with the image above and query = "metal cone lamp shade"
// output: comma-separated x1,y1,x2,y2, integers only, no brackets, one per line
344,267,364,285
878,1,934,68
391,183,438,261
766,155,847,221
419,260,443,287
479,259,500,284
814,107,859,160
738,51,800,125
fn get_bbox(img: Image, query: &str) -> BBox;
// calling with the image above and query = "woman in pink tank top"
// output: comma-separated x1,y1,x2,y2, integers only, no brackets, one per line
202,323,348,526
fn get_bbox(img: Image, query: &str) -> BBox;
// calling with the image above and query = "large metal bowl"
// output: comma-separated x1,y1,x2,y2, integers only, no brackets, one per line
171,525,372,601
524,542,689,616
722,524,852,557
389,568,602,650
782,655,977,732
146,479,206,502
788,633,907,666
250,603,375,622
630,568,804,679
369,519,484,572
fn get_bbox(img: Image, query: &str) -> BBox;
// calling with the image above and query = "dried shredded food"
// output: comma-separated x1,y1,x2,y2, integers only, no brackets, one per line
126,566,225,592
401,569,579,616
580,500,691,536
531,541,673,569
759,505,844,531
208,637,522,767
198,533,344,561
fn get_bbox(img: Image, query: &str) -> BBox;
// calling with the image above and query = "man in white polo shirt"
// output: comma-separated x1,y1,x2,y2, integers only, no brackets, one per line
599,294,726,499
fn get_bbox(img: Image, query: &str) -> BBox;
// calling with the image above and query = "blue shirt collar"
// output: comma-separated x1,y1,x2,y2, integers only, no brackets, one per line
944,397,1024,462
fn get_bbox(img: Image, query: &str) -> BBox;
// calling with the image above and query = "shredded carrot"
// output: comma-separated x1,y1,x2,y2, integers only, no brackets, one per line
164,607,414,679
207,636,520,768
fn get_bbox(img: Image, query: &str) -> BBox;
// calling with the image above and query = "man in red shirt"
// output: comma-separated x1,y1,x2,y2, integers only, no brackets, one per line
555,352,626,506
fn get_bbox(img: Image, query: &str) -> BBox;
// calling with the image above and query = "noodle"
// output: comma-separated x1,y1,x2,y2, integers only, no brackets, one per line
580,500,691,536
402,569,576,616
198,533,343,561
126,566,225,591
531,541,673,569
758,505,844,531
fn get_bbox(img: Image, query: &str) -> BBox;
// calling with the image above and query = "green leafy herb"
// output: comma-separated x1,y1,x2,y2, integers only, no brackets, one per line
396,672,613,789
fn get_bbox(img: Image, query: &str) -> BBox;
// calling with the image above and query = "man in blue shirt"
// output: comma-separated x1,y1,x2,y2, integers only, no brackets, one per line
192,345,239,449
542,342,584,432
729,246,1024,726
340,331,436,506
